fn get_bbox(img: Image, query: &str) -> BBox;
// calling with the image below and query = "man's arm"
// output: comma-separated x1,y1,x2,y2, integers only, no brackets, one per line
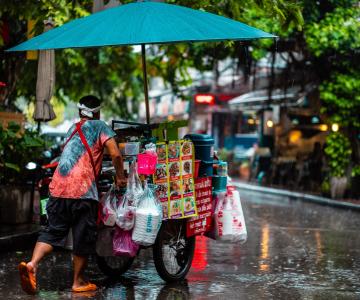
104,138,127,187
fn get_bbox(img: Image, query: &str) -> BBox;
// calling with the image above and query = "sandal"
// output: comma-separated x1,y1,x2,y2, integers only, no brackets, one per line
72,283,98,293
18,262,36,294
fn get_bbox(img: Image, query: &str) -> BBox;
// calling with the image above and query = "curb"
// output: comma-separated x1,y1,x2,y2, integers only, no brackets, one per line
0,228,40,253
233,181,360,212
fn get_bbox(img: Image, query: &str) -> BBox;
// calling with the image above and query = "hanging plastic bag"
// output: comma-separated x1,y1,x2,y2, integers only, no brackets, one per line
116,162,143,230
214,193,233,242
127,161,143,205
138,143,158,175
229,189,247,243
99,185,118,226
132,182,162,246
112,226,139,257
116,197,136,231
214,188,247,243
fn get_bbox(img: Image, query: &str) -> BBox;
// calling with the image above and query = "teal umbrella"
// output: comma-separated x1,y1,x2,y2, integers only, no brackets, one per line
8,1,276,123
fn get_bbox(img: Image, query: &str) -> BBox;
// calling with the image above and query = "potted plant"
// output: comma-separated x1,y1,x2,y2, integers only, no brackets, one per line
0,122,45,224
324,132,352,199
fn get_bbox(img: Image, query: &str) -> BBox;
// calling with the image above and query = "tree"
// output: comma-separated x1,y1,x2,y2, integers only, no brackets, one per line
0,0,302,117
304,0,360,173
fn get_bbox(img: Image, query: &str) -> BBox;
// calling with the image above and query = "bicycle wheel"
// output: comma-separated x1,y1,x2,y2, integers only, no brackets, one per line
153,219,195,282
96,255,134,277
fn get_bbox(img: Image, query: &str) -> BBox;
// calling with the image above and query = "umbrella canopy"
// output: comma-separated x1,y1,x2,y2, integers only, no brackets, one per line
7,1,276,124
33,20,56,122
8,1,275,51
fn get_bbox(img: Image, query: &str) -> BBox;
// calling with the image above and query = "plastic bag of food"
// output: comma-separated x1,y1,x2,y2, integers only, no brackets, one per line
116,163,142,230
112,226,139,257
214,189,247,243
132,182,162,246
116,197,136,231
99,185,118,226
229,189,247,243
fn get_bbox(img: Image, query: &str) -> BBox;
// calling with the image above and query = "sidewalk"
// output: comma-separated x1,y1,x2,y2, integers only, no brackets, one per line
233,180,360,211
0,224,40,253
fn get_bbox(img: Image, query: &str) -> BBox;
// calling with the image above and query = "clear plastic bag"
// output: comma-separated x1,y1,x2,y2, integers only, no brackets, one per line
132,182,162,246
112,226,139,257
99,185,118,226
116,199,136,231
116,162,143,230
144,143,157,155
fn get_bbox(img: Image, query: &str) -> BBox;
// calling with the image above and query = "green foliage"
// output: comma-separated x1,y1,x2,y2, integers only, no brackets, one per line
304,0,360,172
305,6,360,57
321,178,330,195
351,165,360,177
1,0,303,116
0,122,45,185
324,132,352,177
320,71,360,129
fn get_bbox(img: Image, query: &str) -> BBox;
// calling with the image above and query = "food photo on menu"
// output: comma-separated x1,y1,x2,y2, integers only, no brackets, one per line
170,181,181,197
155,183,168,199
184,197,196,214
170,200,182,218
169,162,180,178
168,142,180,159
183,178,193,194
155,163,167,181
156,144,167,161
181,141,192,156
182,160,192,175
161,202,168,219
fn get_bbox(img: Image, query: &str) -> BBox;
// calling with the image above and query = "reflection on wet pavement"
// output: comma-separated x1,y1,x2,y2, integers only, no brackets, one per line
1,189,360,299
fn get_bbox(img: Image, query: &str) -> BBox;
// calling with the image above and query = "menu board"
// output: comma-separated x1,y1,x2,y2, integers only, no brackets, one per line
154,140,197,219
186,177,213,237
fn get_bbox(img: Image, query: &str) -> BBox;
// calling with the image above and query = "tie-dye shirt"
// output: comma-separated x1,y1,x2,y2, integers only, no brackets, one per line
49,120,116,201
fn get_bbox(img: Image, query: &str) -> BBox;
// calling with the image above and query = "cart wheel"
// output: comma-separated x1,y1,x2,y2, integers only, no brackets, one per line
96,255,134,277
153,220,195,282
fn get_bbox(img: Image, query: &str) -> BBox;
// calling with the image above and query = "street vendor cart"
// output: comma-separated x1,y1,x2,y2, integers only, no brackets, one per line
96,120,202,282
8,0,274,283
95,119,247,282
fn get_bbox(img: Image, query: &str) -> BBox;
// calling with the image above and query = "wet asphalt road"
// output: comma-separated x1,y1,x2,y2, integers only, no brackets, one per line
1,189,360,300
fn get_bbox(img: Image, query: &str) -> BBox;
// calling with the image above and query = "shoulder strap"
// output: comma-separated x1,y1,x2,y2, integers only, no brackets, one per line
63,119,86,148
62,120,97,180
76,122,98,180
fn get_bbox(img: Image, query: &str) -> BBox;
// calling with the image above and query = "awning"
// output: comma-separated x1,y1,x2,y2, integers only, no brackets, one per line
229,86,306,110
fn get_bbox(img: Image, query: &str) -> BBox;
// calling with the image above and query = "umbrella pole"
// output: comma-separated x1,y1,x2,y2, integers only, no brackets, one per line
141,44,150,125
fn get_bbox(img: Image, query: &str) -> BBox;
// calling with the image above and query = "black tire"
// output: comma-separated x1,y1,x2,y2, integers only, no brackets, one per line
153,220,195,282
96,255,134,277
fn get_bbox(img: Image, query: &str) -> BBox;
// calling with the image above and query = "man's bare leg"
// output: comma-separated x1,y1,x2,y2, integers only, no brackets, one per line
72,254,88,289
28,242,54,273
19,241,53,294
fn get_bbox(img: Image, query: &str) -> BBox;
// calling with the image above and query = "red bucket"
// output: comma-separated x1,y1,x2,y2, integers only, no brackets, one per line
194,160,201,178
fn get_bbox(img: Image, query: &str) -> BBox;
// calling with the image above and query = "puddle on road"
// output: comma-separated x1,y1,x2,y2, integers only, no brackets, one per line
1,191,360,299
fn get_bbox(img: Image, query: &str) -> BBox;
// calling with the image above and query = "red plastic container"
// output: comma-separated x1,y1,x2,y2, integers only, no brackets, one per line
194,160,201,178
137,153,157,175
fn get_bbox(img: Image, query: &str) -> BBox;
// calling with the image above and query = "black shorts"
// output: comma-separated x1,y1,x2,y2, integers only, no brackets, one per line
38,197,98,255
